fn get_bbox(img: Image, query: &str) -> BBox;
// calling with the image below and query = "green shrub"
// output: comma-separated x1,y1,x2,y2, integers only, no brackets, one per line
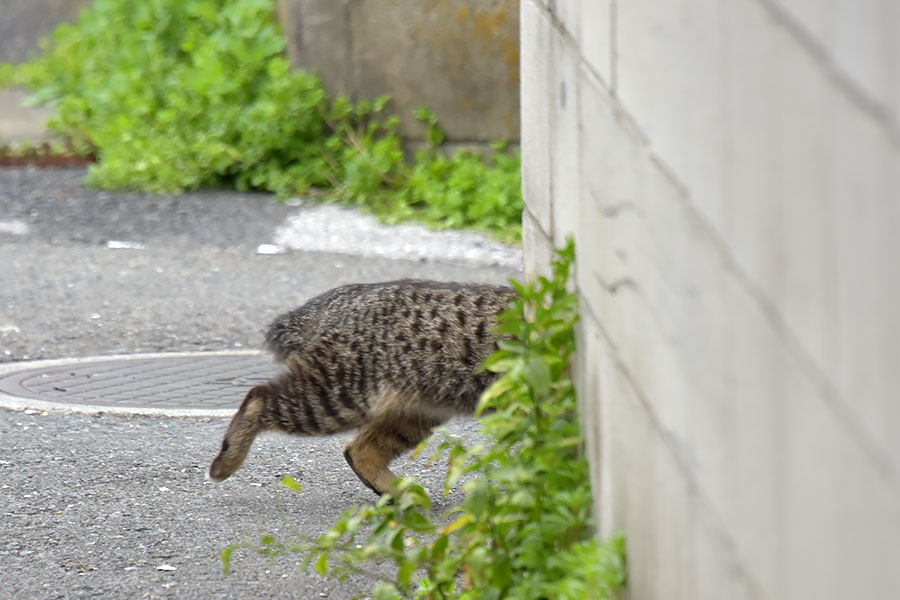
222,241,627,599
4,0,522,243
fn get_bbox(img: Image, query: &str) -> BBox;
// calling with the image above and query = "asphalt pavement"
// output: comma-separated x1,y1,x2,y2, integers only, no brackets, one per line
0,166,520,599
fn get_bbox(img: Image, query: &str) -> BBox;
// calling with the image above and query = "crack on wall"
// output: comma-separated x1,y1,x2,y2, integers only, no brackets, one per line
593,272,639,296
600,201,641,219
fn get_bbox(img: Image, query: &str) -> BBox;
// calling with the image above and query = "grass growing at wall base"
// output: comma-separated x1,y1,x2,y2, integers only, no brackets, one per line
222,241,628,599
0,0,522,244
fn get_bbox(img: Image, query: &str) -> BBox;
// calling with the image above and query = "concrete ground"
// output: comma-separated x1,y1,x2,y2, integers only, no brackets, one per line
0,166,520,598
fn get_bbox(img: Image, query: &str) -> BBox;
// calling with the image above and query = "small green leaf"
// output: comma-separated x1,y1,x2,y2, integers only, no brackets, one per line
314,552,328,576
220,544,235,575
431,534,449,562
280,475,302,492
396,560,414,589
400,509,433,532
373,582,401,600
525,356,552,398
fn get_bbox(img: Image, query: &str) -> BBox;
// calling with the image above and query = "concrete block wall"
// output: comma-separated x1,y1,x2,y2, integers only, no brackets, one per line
0,0,91,63
520,1,900,598
277,0,520,144
0,0,93,145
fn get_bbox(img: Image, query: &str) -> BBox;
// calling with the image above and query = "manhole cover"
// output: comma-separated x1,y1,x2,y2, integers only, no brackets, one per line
0,352,279,415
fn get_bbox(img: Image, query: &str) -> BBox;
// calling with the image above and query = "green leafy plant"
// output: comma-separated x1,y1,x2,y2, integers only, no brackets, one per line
3,0,522,242
222,241,627,599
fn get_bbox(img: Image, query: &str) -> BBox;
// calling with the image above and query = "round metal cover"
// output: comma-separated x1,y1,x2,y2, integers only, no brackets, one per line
0,352,279,415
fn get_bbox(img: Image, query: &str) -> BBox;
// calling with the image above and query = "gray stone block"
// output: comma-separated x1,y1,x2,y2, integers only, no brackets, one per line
0,0,91,144
277,0,520,143
0,89,55,144
0,0,91,63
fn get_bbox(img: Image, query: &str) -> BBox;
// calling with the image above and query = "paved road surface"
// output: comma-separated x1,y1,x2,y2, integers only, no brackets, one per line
0,167,519,598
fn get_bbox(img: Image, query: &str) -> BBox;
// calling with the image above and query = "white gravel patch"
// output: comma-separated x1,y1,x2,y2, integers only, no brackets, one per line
0,219,29,235
272,204,522,269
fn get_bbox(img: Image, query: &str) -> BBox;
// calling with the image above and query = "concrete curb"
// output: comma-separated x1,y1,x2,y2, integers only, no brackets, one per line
0,89,56,145
0,351,263,418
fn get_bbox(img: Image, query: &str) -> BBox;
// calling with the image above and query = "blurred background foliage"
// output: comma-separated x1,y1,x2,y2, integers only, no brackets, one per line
2,0,522,243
